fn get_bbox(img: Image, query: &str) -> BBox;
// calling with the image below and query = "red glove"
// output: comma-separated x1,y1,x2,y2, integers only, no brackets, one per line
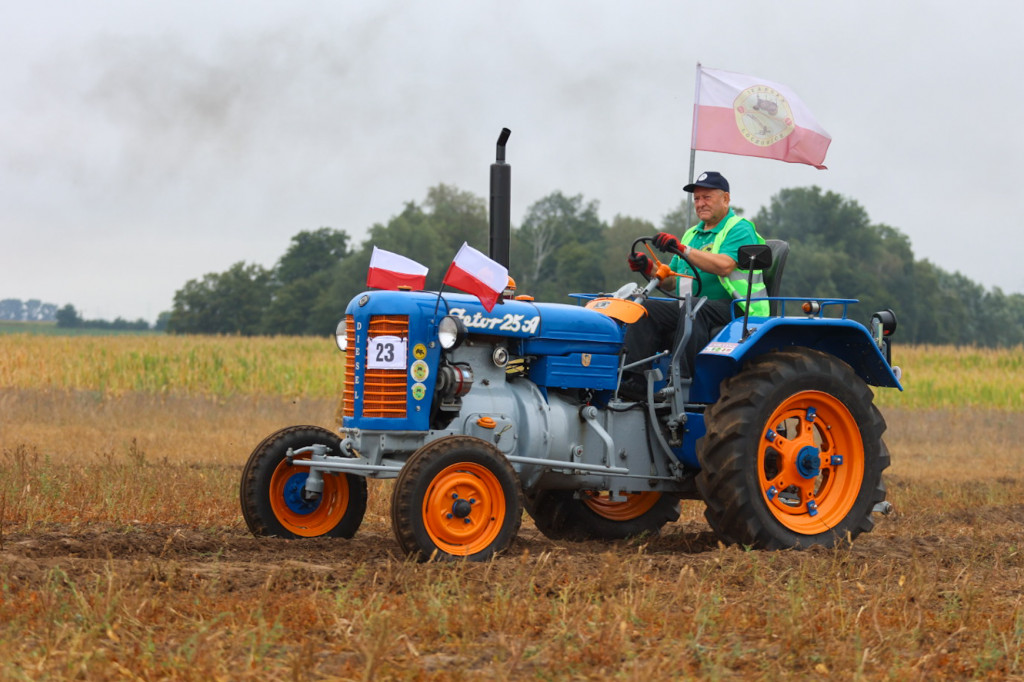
627,252,653,275
653,232,687,255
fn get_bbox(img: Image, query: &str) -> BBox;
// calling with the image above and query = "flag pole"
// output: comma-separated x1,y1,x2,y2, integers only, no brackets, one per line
685,62,702,228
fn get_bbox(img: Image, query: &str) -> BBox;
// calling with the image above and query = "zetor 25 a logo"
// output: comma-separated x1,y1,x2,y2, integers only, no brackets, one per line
447,308,540,334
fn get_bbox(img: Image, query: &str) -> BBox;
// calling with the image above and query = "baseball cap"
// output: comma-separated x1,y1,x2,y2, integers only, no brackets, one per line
683,171,729,193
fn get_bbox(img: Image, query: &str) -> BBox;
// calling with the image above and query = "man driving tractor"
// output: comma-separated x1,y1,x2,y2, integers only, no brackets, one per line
621,171,767,399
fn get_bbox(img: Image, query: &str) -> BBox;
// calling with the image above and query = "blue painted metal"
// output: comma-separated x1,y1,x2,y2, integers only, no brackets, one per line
282,473,318,515
796,445,822,479
692,309,903,404
341,290,901,481
673,411,706,468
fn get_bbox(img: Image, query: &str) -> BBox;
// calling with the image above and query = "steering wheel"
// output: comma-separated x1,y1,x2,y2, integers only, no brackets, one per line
630,236,702,300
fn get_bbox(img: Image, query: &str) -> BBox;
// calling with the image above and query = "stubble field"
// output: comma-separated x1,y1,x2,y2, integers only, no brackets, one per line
1,336,1022,680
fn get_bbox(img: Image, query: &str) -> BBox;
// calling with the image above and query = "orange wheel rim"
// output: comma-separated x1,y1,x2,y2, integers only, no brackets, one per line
582,491,661,521
422,463,506,556
758,390,864,534
269,459,350,537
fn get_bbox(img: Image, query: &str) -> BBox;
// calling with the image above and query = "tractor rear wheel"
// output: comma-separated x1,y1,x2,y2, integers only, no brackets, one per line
527,489,680,541
240,425,367,539
696,349,889,549
391,435,523,561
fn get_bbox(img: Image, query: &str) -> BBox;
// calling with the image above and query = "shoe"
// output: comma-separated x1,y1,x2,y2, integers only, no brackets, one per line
617,375,647,401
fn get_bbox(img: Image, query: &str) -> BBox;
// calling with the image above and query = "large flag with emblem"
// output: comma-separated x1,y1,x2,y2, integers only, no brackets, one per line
366,246,429,290
442,242,508,312
692,65,831,169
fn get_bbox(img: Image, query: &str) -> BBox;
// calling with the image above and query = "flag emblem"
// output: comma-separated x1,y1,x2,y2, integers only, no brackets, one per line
734,85,795,147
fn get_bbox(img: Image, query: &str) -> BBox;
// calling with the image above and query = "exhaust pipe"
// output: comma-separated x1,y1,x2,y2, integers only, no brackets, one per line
489,128,511,268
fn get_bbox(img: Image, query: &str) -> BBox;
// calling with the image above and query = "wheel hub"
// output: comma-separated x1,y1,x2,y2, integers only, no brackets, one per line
795,445,822,480
451,497,473,519
283,473,319,514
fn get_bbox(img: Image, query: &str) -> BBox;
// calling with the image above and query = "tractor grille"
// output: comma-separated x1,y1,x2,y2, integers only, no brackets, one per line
342,314,408,419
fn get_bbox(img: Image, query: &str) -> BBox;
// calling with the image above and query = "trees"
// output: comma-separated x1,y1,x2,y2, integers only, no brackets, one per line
511,191,608,301
261,228,350,336
753,187,915,327
159,181,1024,346
0,298,58,321
167,262,273,335
56,304,83,328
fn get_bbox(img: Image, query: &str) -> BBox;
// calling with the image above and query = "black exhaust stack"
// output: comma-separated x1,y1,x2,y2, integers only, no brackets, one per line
489,128,511,268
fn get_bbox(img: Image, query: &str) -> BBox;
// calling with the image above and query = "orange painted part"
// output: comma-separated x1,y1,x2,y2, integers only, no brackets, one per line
581,490,661,521
757,390,865,534
343,315,409,419
422,463,506,556
269,458,351,537
585,297,649,324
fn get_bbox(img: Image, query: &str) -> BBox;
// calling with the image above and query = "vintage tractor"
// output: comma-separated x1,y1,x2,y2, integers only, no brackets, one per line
240,129,902,560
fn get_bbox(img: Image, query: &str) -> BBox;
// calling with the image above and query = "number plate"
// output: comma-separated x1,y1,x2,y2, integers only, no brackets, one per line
367,335,407,369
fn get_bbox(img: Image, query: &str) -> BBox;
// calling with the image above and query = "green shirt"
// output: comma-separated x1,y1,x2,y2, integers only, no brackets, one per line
669,209,760,300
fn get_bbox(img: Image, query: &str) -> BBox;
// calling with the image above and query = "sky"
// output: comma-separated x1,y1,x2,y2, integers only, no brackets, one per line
2,1,1021,323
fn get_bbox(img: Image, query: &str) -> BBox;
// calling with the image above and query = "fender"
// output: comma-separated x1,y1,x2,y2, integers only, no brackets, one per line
691,315,903,404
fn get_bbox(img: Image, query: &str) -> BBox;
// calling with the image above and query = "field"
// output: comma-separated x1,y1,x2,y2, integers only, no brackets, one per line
1,335,1022,680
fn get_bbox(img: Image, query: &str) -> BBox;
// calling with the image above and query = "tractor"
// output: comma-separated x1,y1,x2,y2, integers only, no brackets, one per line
240,129,902,561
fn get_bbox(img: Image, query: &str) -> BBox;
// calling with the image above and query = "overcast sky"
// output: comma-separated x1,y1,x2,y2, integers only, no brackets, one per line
2,1,1019,323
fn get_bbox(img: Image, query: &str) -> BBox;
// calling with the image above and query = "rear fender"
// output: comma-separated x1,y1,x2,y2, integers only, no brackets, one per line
691,316,903,404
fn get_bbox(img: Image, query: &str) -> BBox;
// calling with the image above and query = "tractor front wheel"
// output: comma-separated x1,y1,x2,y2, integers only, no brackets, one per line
527,489,680,541
696,349,889,549
391,436,523,561
240,425,367,539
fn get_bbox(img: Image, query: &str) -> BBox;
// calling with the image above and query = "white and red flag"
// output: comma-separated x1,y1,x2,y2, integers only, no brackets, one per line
692,65,831,169
366,246,429,290
442,242,508,311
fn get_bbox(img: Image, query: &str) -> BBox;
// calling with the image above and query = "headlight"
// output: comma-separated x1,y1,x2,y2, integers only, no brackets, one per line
335,318,347,352
438,315,467,350
870,309,898,347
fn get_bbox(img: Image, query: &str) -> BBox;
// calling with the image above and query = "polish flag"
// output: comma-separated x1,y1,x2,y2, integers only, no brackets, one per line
442,242,508,311
692,65,831,169
366,246,429,290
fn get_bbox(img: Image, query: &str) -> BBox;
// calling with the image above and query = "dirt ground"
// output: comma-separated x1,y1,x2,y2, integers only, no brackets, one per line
2,394,1023,678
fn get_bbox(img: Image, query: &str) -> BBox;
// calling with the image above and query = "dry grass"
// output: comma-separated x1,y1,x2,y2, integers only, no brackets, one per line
1,337,1023,679
2,391,1022,680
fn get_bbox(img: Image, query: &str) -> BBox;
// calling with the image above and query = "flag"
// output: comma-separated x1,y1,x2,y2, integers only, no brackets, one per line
442,242,508,312
366,246,429,290
692,65,831,169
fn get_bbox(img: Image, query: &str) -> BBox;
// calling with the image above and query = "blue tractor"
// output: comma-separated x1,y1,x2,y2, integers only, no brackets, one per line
240,130,902,560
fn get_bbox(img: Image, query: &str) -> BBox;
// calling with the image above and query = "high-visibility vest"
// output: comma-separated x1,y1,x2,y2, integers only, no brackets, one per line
681,215,769,316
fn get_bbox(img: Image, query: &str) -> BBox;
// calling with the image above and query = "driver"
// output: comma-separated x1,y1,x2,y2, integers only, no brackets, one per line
621,171,767,398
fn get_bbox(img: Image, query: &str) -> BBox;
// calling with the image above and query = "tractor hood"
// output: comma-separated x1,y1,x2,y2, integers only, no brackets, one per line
346,290,624,355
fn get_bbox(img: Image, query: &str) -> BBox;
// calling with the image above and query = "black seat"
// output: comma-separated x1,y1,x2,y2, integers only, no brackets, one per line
763,239,789,315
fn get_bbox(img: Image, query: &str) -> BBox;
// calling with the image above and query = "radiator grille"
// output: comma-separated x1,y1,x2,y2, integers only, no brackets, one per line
342,314,408,419
341,315,357,420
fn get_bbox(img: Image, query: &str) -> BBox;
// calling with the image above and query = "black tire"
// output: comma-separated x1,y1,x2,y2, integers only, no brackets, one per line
526,489,680,541
390,435,523,562
240,425,367,539
696,349,889,549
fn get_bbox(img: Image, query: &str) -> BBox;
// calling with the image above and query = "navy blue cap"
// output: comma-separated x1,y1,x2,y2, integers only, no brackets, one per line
684,171,729,193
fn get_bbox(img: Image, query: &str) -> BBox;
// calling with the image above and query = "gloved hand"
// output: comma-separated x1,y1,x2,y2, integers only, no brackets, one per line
653,232,687,255
627,252,653,276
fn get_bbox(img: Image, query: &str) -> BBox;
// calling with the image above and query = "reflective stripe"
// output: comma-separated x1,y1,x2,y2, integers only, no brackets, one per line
682,216,769,316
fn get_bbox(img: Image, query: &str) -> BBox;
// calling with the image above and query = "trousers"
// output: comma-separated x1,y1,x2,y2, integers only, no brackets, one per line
622,297,733,378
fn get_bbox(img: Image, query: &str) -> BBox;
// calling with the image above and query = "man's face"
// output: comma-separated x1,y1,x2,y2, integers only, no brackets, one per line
692,188,730,226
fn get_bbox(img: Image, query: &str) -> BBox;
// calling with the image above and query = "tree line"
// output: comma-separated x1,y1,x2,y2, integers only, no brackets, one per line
165,183,1024,347
0,299,58,322
54,305,162,331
